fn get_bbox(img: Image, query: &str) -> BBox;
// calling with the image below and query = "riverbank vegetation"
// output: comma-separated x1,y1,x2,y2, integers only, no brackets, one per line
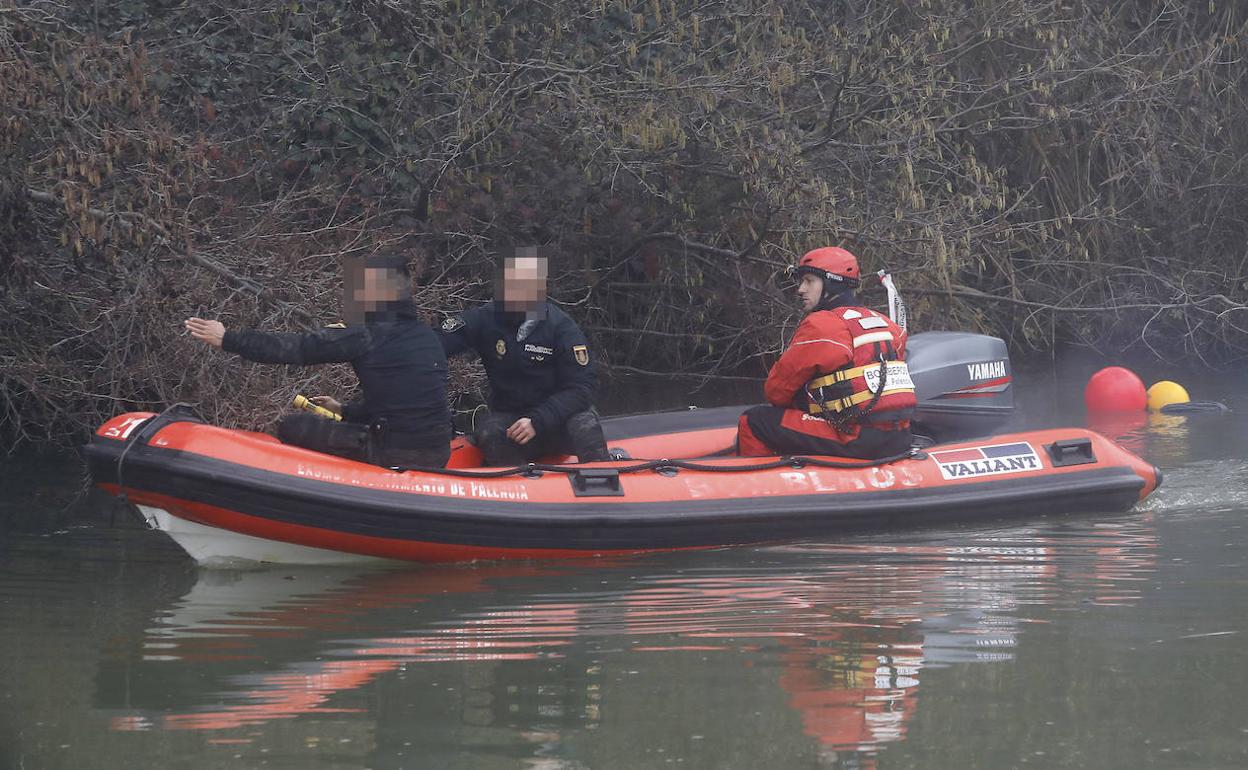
2,0,1246,447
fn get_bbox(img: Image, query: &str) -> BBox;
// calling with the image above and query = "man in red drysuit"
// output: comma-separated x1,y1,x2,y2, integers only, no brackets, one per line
737,247,916,459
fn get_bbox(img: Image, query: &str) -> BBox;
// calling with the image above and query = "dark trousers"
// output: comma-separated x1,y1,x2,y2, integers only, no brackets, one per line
474,408,610,466
276,413,451,469
737,405,912,460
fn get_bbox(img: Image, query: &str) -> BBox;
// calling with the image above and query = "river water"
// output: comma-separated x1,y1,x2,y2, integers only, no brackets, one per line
2,376,1247,769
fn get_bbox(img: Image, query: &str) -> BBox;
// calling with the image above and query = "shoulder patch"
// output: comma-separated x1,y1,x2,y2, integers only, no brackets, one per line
441,316,465,332
573,345,589,366
856,315,890,330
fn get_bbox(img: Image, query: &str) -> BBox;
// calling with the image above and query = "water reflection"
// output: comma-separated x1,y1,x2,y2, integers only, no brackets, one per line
1084,408,1199,468
86,516,1160,768
1084,410,1150,454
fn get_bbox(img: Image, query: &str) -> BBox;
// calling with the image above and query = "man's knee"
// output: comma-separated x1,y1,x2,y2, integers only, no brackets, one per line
277,413,370,461
473,409,609,465
380,444,452,470
565,408,609,462
737,408,774,456
473,411,514,438
473,411,527,466
277,413,325,448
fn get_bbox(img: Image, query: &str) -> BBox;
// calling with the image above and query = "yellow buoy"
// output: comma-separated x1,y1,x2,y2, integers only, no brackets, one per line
1146,380,1190,412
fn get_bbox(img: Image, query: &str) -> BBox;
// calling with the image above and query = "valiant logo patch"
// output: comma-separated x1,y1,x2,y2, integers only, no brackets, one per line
573,345,590,366
441,317,465,332
932,442,1040,480
967,360,1008,380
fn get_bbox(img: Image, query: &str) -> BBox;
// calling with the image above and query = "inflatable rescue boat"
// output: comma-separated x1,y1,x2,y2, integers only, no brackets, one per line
84,333,1161,566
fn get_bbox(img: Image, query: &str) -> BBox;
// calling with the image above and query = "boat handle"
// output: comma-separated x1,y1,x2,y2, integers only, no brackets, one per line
1045,438,1097,468
569,468,625,497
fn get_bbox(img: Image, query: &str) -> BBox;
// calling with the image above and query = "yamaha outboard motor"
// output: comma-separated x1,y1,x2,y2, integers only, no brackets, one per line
906,331,1014,440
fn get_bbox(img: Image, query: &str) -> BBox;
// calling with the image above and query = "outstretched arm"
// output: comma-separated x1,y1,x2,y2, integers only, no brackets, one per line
185,317,226,348
184,317,370,364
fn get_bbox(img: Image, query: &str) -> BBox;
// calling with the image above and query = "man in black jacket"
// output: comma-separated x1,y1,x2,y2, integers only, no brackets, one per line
184,256,451,468
438,250,609,465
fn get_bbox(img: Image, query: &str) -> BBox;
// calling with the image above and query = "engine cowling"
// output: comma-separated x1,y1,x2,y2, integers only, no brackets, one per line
907,331,1014,440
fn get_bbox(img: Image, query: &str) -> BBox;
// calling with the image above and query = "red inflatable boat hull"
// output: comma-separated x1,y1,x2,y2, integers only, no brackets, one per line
84,409,1160,565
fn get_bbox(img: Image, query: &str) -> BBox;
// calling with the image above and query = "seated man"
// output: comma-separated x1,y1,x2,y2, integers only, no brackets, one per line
737,247,915,460
437,248,609,466
184,255,452,469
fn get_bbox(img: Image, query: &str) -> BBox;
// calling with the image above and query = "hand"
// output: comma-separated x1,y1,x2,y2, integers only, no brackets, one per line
184,317,226,348
310,395,343,415
506,417,537,445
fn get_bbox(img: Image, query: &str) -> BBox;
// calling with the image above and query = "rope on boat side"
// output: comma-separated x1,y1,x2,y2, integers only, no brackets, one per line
391,448,925,478
110,406,923,482
115,402,199,513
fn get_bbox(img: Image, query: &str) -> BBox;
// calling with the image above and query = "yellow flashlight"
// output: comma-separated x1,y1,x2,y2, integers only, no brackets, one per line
293,394,342,421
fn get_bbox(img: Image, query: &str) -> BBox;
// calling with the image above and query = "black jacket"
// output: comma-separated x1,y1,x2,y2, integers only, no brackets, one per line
436,301,597,435
222,307,450,448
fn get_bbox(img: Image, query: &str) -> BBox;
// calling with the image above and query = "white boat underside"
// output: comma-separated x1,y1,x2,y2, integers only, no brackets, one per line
137,505,404,568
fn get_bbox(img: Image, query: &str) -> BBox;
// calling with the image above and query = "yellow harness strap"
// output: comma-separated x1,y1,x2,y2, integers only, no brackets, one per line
807,385,914,414
807,363,876,390
806,361,915,414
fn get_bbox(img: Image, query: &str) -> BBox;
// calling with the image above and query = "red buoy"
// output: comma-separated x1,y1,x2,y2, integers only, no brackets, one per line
1084,366,1147,412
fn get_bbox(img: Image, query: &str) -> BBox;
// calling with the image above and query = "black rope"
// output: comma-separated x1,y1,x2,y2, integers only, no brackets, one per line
114,407,921,482
808,347,902,433
115,402,195,513
388,447,922,477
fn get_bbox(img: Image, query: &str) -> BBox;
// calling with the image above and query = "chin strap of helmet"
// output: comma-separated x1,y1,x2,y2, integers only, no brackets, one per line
815,286,857,312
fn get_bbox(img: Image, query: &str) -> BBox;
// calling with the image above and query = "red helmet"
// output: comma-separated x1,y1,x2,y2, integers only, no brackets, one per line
794,246,860,288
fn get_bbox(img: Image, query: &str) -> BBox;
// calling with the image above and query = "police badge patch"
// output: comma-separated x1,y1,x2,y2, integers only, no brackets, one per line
495,338,507,357
573,345,589,366
441,316,465,332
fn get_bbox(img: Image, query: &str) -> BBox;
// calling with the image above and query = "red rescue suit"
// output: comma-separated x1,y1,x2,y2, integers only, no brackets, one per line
738,305,916,459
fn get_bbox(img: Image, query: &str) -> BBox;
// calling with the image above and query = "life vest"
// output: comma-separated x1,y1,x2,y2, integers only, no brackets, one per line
803,310,916,425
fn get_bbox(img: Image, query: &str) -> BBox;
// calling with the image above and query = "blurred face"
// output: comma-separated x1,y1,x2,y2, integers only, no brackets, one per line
796,272,824,312
343,263,407,322
499,254,548,312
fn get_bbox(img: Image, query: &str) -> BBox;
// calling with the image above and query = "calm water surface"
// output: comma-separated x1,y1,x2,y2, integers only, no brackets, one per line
2,384,1247,769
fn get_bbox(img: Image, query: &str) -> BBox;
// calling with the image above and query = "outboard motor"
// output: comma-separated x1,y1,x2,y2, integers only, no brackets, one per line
906,331,1014,441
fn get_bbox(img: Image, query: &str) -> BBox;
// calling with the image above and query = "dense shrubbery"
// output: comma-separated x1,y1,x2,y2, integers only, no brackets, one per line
2,0,1246,447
